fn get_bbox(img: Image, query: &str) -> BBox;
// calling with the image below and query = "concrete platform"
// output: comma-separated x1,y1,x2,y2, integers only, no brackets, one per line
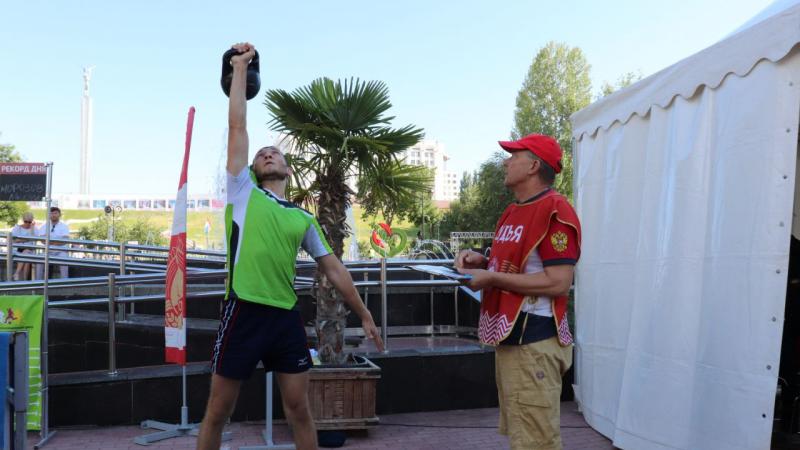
47,336,503,426
25,402,614,450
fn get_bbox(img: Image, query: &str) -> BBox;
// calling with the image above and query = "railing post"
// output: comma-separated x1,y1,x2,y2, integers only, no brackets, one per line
119,243,126,274
118,244,127,321
380,258,388,352
363,271,369,309
5,231,13,281
430,274,435,337
107,273,118,376
454,286,459,336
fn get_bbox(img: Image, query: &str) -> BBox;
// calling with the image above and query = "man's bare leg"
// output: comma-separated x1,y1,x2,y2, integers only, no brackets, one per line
196,374,242,450
13,262,25,281
276,371,317,450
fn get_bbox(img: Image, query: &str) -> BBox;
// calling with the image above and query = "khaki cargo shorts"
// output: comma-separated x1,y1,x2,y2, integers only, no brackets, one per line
495,336,572,450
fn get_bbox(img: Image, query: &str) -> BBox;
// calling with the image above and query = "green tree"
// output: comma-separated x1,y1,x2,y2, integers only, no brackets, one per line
472,153,513,226
512,41,592,200
0,136,29,226
265,77,425,364
598,70,643,98
440,152,514,243
356,239,372,259
126,217,166,246
77,214,165,246
407,189,442,240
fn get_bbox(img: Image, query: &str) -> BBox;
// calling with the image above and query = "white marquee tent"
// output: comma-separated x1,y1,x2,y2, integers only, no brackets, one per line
571,1,800,449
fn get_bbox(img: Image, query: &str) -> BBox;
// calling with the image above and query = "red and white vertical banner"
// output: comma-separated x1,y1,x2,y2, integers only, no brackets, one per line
165,107,195,365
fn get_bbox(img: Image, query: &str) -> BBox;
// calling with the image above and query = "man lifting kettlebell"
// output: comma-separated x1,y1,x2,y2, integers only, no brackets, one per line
196,42,383,450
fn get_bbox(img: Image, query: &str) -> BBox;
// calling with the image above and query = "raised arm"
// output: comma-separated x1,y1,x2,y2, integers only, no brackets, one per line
226,42,256,175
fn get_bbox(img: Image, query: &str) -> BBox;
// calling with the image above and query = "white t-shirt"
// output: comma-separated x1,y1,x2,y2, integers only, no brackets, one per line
11,224,34,238
36,221,70,239
11,224,34,253
36,222,70,252
520,250,553,317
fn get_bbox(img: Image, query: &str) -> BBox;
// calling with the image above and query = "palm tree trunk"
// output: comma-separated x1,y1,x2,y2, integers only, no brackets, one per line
314,272,347,364
314,174,351,364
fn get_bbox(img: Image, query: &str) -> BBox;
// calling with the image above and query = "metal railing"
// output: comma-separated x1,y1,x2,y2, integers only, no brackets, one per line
0,256,474,375
2,234,462,280
2,233,227,281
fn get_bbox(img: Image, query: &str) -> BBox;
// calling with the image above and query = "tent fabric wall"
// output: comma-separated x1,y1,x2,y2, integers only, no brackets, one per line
571,2,800,140
572,51,800,449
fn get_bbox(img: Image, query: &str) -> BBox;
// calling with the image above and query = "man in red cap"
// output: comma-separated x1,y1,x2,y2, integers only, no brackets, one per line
456,133,581,450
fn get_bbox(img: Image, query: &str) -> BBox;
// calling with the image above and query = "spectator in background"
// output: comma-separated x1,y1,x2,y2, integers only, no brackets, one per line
35,207,70,279
10,212,35,281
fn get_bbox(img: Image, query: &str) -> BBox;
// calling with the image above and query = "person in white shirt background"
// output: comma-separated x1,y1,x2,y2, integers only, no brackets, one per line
35,207,70,279
10,211,36,281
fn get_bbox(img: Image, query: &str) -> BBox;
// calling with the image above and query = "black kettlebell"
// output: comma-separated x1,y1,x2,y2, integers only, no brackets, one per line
220,48,261,100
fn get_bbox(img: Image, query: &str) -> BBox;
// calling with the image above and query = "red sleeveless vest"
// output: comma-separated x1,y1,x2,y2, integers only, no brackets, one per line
478,190,581,346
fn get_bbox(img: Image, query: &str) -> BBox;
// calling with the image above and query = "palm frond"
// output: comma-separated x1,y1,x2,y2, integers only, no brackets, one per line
266,78,401,136
357,161,434,223
264,76,427,246
372,125,425,153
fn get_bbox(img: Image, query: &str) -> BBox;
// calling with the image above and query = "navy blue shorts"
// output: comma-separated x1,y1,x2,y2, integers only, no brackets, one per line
211,297,311,379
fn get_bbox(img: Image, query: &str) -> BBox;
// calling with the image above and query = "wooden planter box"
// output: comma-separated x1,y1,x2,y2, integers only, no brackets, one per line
308,355,381,430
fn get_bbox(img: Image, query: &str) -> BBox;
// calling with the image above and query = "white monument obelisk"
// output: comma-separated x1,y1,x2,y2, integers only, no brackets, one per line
80,66,94,195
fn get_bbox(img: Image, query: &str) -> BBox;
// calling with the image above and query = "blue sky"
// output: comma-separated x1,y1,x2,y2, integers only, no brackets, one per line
0,0,772,195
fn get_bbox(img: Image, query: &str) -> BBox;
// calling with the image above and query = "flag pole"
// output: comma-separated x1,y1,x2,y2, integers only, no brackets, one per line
135,107,230,445
34,162,56,449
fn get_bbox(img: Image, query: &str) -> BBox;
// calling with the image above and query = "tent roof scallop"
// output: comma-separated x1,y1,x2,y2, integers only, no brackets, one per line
571,0,800,139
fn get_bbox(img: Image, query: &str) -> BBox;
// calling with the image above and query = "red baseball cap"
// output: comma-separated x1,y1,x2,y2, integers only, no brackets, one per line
498,134,563,173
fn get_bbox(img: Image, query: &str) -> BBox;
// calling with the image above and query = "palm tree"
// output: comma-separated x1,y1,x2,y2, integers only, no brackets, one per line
265,77,430,363
357,161,434,225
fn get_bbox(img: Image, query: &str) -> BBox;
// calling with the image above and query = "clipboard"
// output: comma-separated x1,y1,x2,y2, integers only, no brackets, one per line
406,264,473,281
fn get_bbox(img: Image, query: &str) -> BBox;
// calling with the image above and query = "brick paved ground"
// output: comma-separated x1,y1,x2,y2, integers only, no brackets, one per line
25,402,612,450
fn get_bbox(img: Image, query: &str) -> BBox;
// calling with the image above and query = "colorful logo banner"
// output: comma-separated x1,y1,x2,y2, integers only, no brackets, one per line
370,223,407,258
0,295,44,430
